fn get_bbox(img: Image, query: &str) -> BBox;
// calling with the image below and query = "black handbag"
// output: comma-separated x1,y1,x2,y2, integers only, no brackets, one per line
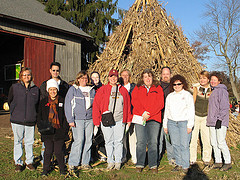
101,86,118,127
38,120,55,135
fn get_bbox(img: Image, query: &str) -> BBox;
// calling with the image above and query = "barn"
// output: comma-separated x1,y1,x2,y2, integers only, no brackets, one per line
0,0,94,98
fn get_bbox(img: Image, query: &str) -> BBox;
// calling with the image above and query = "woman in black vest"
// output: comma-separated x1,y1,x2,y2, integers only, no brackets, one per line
37,79,69,176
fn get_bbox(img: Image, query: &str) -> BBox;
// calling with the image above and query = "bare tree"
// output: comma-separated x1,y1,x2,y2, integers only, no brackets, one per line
197,0,240,100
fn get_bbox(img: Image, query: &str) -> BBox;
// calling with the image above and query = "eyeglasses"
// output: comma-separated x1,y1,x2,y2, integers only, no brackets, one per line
52,70,60,72
22,74,31,76
173,83,182,86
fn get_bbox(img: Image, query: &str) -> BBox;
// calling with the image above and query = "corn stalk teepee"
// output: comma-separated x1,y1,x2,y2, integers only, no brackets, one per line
89,0,240,148
89,0,202,84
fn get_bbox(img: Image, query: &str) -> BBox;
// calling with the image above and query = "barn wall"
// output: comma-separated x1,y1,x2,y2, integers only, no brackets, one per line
0,20,83,83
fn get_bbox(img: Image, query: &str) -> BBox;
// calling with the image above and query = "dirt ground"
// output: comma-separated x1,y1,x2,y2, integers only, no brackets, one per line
0,111,12,137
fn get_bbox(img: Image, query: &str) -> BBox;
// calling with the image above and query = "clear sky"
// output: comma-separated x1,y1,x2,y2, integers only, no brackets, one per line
117,0,215,69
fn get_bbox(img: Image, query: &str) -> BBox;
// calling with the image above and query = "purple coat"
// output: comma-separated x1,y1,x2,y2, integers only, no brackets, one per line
207,84,229,127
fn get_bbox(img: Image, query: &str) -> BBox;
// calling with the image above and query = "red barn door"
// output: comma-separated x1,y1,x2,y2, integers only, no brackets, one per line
24,37,54,87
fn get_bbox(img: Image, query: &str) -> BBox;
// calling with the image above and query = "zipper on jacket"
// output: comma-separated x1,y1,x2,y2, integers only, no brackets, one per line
24,88,28,122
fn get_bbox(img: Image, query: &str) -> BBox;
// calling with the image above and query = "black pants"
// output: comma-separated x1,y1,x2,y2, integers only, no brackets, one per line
43,139,65,171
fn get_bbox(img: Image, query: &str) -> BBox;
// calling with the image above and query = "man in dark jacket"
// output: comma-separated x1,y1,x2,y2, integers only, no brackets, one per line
40,62,69,100
8,67,39,172
158,67,175,166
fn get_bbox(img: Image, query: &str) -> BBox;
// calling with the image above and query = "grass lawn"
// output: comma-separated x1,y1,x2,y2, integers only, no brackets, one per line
0,117,239,180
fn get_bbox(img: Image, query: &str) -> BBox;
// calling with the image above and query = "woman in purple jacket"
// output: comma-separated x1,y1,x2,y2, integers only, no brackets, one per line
207,71,231,171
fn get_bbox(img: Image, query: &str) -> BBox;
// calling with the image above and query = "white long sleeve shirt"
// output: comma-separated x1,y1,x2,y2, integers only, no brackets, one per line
163,89,195,129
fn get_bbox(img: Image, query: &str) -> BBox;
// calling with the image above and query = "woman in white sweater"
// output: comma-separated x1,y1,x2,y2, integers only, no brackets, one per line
163,75,195,173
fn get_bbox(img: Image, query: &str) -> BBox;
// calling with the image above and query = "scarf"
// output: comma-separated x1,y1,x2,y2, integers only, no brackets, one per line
48,95,60,129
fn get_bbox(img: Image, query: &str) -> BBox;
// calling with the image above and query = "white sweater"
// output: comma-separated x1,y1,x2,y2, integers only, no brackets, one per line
163,89,195,129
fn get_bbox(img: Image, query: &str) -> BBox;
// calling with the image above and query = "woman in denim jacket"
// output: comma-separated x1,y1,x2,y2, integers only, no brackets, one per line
64,70,95,171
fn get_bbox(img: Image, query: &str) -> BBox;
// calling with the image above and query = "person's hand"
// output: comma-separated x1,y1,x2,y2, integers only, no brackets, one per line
164,128,168,134
69,122,75,127
127,122,131,127
142,111,150,120
187,128,192,134
215,120,222,129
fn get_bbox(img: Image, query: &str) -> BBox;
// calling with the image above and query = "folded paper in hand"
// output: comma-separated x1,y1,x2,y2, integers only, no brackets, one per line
132,115,146,126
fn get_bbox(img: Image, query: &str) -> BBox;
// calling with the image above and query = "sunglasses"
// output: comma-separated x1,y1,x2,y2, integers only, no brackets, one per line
52,70,60,72
22,74,31,76
173,83,182,86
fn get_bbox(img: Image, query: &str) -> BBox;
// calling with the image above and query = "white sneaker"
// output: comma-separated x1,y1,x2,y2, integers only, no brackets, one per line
114,163,121,170
107,163,115,170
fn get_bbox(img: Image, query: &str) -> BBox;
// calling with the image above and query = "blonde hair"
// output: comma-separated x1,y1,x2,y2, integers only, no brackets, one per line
74,70,90,86
199,70,210,80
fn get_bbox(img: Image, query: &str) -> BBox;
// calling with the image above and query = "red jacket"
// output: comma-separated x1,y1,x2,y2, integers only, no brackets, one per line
131,85,164,123
92,83,132,126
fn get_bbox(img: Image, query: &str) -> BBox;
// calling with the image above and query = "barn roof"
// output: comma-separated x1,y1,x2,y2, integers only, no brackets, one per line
0,0,92,39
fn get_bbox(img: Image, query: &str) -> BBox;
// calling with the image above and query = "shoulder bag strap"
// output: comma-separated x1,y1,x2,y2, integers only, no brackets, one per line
112,85,118,114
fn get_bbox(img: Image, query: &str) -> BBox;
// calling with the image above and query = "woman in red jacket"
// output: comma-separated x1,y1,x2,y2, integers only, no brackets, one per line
92,69,132,170
131,69,164,173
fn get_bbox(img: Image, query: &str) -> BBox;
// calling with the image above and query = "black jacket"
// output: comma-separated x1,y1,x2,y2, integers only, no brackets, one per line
40,78,69,101
8,82,39,126
37,96,69,142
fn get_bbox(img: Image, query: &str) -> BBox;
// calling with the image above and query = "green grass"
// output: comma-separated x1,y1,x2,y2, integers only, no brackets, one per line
0,132,239,180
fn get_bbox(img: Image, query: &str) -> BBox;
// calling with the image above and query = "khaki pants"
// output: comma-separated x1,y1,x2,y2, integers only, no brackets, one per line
190,115,212,163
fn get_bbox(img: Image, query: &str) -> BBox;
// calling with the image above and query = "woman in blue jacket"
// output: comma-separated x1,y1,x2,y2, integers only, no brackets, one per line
64,70,95,171
8,67,39,172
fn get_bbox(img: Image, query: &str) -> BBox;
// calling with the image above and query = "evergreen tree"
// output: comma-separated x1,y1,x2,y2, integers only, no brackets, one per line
38,0,120,64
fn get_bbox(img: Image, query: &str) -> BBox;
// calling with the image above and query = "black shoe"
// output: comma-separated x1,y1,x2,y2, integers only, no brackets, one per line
172,165,182,172
15,164,22,172
220,164,232,171
41,170,48,176
60,170,67,175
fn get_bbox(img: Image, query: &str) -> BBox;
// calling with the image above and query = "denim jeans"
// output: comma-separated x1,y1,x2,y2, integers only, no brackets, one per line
68,119,93,166
11,123,35,165
135,120,160,168
167,120,191,169
101,121,125,164
159,126,174,161
209,126,231,164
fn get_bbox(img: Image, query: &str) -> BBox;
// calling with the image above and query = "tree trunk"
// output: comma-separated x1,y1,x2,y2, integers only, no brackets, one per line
229,73,240,101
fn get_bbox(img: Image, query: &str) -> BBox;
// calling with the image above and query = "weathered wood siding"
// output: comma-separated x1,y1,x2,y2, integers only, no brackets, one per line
0,19,82,83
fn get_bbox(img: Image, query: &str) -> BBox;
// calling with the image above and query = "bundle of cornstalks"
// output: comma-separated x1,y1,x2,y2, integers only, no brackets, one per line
89,0,202,84
227,113,240,148
89,0,240,148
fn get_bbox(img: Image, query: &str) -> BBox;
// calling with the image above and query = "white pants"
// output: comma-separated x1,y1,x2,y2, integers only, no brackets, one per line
190,115,212,163
209,126,231,164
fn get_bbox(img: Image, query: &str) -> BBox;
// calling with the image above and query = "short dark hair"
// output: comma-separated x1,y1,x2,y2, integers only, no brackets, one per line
161,66,171,73
210,71,223,83
169,74,188,92
50,62,61,70
137,69,160,87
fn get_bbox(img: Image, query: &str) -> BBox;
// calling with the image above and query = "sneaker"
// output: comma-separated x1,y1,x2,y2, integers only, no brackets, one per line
68,165,75,170
202,163,212,172
15,164,22,172
150,168,158,174
100,156,107,162
60,170,67,175
182,168,188,174
136,167,143,173
81,164,92,170
26,164,35,171
220,163,232,171
41,170,48,176
213,163,222,169
171,165,182,172
114,163,121,170
169,159,176,166
106,163,115,170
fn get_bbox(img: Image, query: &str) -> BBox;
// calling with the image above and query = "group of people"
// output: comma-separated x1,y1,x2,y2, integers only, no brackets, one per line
8,62,232,176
